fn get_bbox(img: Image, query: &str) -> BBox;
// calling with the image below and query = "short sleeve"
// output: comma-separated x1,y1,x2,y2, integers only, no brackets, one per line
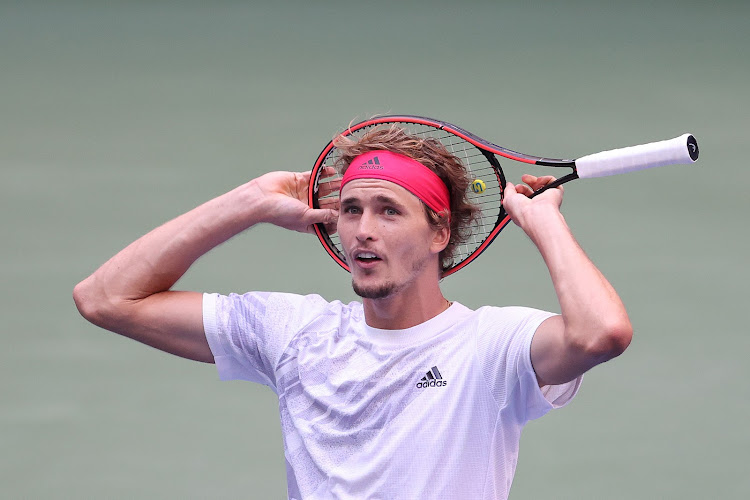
475,306,582,423
202,292,332,392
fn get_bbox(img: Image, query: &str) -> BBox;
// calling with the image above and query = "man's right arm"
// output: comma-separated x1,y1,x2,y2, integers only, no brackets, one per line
73,171,338,362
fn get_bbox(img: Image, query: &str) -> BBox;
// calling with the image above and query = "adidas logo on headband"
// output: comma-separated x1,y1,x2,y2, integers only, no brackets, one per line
343,150,450,214
358,156,384,170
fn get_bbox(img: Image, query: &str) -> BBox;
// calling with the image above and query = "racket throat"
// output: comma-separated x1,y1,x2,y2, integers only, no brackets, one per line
528,172,579,198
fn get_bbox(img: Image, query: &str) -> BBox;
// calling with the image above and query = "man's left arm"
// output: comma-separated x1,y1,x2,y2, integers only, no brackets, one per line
503,175,633,387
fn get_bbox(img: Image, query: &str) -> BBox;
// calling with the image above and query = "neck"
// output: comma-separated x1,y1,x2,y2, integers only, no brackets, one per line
362,280,449,330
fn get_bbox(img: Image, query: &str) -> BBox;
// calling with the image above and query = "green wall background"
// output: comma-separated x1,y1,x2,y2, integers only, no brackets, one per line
2,1,748,498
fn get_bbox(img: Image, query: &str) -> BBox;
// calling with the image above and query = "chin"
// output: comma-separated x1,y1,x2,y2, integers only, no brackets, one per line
351,280,398,299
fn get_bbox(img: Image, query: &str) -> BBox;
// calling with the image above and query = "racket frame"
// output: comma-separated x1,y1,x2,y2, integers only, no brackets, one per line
308,114,579,277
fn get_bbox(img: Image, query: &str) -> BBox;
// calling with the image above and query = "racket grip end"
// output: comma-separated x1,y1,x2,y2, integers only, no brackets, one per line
576,133,699,179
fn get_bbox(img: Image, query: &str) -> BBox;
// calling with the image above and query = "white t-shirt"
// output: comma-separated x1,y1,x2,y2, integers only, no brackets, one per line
203,292,581,500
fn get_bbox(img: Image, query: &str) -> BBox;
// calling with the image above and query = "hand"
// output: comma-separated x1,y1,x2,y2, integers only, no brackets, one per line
251,168,339,234
502,175,564,231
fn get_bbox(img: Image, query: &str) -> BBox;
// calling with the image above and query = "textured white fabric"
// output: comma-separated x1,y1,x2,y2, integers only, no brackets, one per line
203,292,582,500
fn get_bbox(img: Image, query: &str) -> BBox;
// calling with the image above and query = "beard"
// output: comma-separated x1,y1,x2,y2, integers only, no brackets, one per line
351,280,397,299
351,256,431,299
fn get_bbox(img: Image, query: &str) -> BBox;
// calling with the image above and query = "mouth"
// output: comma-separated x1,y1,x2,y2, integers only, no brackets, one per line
351,250,383,268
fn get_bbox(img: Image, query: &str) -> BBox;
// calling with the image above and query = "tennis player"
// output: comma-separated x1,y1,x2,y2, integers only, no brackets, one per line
74,125,632,499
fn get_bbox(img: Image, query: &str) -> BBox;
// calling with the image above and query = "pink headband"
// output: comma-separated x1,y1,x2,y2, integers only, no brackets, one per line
341,150,450,215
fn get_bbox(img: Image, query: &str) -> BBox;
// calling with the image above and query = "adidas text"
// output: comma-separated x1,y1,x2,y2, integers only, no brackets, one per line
416,380,448,388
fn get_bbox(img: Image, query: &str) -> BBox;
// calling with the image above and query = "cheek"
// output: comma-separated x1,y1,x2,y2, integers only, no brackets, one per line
336,217,358,242
391,227,434,259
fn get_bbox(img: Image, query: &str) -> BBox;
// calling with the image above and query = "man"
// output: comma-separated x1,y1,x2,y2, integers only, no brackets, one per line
74,125,632,499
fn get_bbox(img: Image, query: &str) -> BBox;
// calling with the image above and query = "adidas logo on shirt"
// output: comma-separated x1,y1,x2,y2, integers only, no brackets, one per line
416,366,447,388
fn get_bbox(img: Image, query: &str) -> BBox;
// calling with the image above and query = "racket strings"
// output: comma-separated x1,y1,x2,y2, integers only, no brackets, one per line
314,122,505,267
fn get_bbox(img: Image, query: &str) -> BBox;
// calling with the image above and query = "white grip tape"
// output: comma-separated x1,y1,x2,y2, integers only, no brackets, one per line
575,133,696,179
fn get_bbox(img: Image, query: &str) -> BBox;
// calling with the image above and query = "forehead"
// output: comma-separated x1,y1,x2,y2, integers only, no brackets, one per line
339,178,422,206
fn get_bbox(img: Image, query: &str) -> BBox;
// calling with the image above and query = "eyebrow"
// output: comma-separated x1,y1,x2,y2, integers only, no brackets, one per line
340,194,405,207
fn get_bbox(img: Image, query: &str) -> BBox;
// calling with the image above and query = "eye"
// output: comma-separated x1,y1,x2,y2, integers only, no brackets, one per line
384,207,399,216
343,205,361,215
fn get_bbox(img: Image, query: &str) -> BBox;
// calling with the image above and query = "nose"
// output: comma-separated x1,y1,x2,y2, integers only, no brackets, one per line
355,210,378,242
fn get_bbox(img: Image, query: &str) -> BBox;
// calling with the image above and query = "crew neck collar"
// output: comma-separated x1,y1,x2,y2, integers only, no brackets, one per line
362,301,471,348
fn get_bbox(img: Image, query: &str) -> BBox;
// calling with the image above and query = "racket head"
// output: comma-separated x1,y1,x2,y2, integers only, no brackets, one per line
309,115,514,278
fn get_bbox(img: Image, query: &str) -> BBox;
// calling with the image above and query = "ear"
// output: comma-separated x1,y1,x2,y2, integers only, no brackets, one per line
430,226,450,254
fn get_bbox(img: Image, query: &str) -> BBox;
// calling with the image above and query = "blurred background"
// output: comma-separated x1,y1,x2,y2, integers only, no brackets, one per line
2,0,748,498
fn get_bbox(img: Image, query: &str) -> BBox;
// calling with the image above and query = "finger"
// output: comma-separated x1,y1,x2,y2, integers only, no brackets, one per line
301,208,339,233
324,221,338,236
318,178,341,198
521,174,558,192
309,166,339,182
300,166,336,175
520,174,547,187
321,166,338,178
521,174,537,185
514,184,534,197
503,182,522,206
501,182,525,224
535,175,557,186
318,197,340,211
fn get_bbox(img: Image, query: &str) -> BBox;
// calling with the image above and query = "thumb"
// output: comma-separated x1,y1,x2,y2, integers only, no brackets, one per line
502,182,523,221
504,182,518,200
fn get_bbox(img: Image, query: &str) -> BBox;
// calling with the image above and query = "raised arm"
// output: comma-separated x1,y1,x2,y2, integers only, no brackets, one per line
73,170,338,362
502,175,633,386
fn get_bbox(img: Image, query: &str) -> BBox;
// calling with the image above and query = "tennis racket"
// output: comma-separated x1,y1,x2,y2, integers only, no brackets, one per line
309,115,699,277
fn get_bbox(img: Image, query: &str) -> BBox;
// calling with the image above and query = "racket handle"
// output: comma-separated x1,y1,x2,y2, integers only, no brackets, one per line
575,133,699,179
